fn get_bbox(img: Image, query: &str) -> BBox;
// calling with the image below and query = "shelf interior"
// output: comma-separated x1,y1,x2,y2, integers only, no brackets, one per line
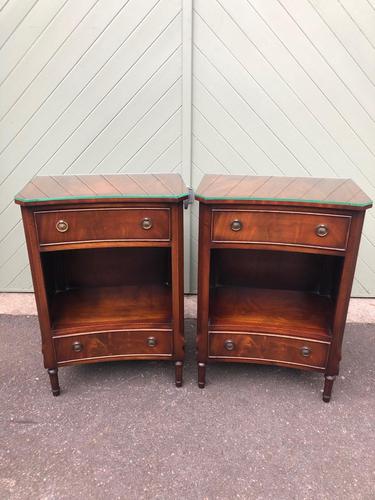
42,247,172,334
51,284,172,334
209,249,342,340
210,286,333,340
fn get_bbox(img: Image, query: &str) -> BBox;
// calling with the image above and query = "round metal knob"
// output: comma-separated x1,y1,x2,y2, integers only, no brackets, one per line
56,220,69,233
72,341,83,352
224,339,235,351
315,224,328,237
141,217,153,230
300,346,312,358
231,219,242,232
146,336,157,347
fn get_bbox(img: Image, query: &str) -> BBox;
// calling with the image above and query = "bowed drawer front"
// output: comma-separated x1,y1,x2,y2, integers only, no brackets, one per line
35,207,170,247
15,173,188,394
211,209,350,250
195,174,372,401
55,330,173,365
209,332,329,370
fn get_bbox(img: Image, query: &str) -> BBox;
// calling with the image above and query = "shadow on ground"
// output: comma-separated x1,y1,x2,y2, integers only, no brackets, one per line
0,316,374,499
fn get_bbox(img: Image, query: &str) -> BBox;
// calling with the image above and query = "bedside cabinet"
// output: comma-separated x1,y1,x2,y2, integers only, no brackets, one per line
15,174,188,395
195,175,372,401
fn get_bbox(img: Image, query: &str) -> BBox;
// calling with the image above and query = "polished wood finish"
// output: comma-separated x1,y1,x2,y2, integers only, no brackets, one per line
50,285,172,334
195,175,372,210
35,207,171,247
47,368,60,397
196,175,371,401
211,209,350,251
196,203,211,388
54,330,173,365
210,287,333,340
16,174,187,394
15,174,188,206
209,332,329,370
174,361,183,388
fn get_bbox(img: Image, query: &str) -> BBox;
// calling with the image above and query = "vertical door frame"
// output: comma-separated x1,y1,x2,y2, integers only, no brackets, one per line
182,0,193,292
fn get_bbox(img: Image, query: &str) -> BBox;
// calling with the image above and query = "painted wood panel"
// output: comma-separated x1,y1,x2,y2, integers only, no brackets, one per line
0,0,184,291
1,0,374,296
191,0,375,296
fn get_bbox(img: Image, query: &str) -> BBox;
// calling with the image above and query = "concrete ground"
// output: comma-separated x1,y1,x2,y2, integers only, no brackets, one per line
0,315,374,500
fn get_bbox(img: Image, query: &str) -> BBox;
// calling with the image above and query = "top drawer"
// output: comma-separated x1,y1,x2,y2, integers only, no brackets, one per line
211,209,351,251
35,208,170,247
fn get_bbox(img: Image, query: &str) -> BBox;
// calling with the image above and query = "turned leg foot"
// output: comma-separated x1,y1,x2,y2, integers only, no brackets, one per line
198,362,206,388
323,375,336,402
175,361,183,387
47,368,60,396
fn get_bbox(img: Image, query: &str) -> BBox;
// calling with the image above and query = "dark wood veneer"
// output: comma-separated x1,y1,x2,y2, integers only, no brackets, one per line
210,287,333,340
211,209,350,251
35,207,171,246
196,175,371,401
16,174,187,395
55,330,173,365
209,331,329,371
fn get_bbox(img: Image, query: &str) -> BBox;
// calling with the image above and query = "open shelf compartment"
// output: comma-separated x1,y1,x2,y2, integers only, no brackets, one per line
42,247,172,335
209,249,343,341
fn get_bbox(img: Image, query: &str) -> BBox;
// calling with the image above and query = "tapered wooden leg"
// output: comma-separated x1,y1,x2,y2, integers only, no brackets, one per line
175,361,183,387
198,362,206,388
323,375,335,402
47,368,60,396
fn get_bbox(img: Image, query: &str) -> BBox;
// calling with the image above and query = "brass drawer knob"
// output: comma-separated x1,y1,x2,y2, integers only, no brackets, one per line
224,339,235,351
231,219,242,232
300,346,312,357
146,336,157,347
56,220,69,233
315,224,328,237
72,341,83,352
141,217,153,230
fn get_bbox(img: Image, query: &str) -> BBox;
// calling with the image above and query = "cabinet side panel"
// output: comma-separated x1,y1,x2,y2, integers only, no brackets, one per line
196,203,212,363
171,203,185,361
20,206,55,368
327,210,366,375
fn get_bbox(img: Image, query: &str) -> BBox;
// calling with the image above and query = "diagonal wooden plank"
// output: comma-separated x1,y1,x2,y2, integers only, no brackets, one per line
0,0,38,48
193,106,255,174
194,35,330,177
0,0,99,119
309,0,375,86
0,0,185,292
0,0,169,181
110,83,182,174
65,41,182,174
194,77,283,175
274,0,375,153
339,0,375,48
145,136,182,174
244,0,375,182
193,138,230,176
281,0,375,121
205,0,375,188
0,0,68,84
0,11,182,213
0,0,128,156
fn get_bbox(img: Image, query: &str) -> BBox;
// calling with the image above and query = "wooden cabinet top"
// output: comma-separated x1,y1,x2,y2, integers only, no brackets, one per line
15,174,188,206
195,175,372,211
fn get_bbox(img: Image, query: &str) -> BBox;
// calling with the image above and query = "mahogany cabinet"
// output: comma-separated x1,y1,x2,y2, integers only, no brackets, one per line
195,175,372,401
15,174,188,395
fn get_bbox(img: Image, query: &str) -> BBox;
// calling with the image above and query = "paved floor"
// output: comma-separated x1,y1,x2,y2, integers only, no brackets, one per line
0,316,374,500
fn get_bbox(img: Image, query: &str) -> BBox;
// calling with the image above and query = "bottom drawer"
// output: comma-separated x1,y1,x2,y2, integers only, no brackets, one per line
55,330,172,365
209,332,329,370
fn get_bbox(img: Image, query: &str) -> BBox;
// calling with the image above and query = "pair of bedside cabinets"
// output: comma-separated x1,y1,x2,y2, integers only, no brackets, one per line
15,174,372,402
